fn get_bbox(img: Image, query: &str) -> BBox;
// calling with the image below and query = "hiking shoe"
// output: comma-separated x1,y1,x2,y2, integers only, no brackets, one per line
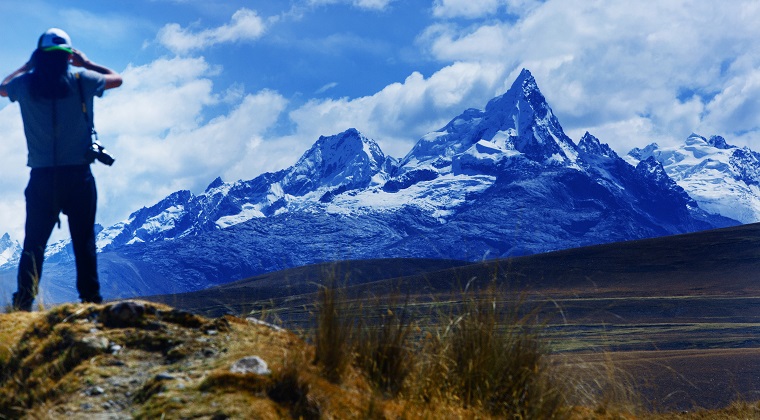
81,295,103,304
11,292,32,312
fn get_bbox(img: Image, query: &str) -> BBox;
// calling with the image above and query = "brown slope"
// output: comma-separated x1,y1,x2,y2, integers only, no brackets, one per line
140,223,760,412
146,222,760,322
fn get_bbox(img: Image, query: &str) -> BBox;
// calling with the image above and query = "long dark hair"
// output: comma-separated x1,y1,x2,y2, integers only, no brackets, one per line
28,49,73,99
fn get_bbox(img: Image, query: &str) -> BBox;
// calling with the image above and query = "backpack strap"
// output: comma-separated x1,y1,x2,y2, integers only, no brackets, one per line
74,72,98,142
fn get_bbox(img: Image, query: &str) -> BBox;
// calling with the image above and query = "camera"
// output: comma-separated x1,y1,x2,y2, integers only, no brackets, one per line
86,141,115,166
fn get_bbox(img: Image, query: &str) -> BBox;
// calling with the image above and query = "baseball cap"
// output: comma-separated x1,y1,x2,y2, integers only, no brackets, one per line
37,28,73,53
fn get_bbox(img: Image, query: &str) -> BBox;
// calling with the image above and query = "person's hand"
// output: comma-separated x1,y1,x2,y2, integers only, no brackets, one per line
69,49,89,68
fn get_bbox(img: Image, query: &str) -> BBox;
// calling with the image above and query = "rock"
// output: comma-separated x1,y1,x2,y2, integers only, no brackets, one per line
246,317,284,332
101,301,146,328
81,335,110,352
85,386,105,396
155,372,176,381
230,356,270,375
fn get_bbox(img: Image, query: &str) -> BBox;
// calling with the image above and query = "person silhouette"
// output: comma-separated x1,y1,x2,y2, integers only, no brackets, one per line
0,28,123,311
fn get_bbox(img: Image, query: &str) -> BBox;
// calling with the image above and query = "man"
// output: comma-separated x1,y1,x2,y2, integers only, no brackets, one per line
0,28,123,311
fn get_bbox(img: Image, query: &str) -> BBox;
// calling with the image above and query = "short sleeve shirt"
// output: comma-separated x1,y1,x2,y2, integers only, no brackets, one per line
6,70,106,167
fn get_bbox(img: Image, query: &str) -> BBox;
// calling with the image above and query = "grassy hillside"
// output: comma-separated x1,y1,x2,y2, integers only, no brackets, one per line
0,300,504,419
1,293,759,417
0,296,639,419
141,222,760,412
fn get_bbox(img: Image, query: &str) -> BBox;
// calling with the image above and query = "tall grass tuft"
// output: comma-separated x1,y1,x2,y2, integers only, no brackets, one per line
313,275,353,383
309,271,642,418
354,292,415,396
560,350,642,416
432,284,566,418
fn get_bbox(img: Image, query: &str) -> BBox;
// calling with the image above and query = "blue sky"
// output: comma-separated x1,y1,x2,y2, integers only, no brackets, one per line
0,0,759,242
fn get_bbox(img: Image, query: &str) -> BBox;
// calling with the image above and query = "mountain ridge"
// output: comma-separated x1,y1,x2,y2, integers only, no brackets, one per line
627,133,760,224
0,69,747,304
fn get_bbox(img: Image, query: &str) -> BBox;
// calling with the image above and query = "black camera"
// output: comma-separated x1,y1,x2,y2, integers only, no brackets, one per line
86,141,115,166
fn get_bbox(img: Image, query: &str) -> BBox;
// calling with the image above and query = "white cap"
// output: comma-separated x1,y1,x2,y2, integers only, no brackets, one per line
37,28,73,53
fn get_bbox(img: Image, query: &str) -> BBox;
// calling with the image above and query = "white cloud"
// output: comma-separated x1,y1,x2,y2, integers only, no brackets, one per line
157,8,266,54
702,69,760,135
0,104,32,241
315,82,339,94
419,0,760,153
287,61,505,159
432,0,500,18
93,56,287,228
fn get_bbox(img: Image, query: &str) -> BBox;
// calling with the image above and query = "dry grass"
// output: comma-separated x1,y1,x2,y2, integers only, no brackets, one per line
354,292,415,397
310,277,590,418
645,400,760,419
0,278,758,418
418,284,568,418
313,275,353,383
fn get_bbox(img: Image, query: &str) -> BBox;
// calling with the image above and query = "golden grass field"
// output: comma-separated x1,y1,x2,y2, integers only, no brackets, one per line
3,223,760,417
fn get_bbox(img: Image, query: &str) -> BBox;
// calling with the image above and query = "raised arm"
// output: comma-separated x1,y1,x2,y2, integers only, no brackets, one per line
0,61,32,97
70,49,123,90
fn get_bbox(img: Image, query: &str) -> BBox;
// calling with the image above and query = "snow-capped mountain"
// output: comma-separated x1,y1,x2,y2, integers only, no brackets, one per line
0,233,21,268
0,69,742,304
627,134,760,224
93,128,395,251
402,69,579,174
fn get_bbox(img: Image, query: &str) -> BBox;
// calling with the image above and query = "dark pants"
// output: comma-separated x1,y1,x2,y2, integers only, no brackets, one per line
13,165,101,311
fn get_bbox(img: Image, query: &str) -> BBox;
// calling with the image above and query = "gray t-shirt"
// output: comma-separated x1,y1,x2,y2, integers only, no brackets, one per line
6,70,106,167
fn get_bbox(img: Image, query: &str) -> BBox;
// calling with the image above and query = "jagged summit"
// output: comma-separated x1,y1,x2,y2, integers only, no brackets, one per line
707,135,734,149
0,232,21,268
578,132,618,159
205,176,225,192
401,68,578,175
283,128,389,196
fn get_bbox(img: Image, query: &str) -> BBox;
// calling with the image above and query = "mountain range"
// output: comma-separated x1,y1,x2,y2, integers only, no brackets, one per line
627,133,760,224
0,69,752,304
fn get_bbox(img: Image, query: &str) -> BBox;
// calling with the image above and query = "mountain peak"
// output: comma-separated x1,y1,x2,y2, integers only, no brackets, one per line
205,176,225,192
517,68,538,93
283,128,388,196
483,68,577,164
627,143,660,161
708,135,735,150
683,133,735,150
515,68,536,89
401,68,578,174
578,132,618,159
484,68,541,114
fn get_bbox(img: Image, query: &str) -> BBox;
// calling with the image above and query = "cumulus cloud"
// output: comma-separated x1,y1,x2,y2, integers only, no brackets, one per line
420,0,760,152
287,61,505,159
0,105,33,241
93,56,287,227
157,8,266,54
